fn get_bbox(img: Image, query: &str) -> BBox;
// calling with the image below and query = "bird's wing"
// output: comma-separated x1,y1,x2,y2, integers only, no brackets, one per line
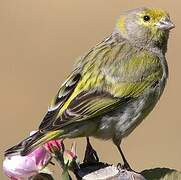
39,72,128,132
39,43,163,133
43,90,130,131
38,70,82,130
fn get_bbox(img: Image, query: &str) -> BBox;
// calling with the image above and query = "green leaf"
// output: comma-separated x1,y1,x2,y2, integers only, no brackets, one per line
141,168,181,180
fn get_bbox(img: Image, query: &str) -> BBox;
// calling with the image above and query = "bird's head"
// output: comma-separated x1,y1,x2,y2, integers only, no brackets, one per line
116,7,175,50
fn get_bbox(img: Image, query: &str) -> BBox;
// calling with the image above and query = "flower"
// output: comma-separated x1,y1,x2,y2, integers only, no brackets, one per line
3,131,79,180
63,142,78,169
44,140,79,180
3,132,52,180
44,139,63,154
45,140,79,170
3,147,51,180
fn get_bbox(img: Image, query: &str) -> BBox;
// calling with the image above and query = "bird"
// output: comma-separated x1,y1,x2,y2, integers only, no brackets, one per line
5,7,174,170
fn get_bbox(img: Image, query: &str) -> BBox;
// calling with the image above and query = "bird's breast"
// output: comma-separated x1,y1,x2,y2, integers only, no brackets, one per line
93,83,164,141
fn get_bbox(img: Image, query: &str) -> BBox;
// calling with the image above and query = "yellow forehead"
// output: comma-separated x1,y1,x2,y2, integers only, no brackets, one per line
139,8,169,21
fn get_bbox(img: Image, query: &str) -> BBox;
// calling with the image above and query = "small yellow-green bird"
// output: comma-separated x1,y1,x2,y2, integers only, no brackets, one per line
5,7,174,170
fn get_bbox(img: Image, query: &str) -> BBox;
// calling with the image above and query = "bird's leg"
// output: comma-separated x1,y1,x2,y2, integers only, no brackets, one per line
116,145,132,171
83,137,99,164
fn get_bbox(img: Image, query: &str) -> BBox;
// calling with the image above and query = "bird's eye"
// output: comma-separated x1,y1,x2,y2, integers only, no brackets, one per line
143,15,150,22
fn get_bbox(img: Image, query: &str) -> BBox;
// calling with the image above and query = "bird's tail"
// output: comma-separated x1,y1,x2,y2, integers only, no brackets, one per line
5,130,62,157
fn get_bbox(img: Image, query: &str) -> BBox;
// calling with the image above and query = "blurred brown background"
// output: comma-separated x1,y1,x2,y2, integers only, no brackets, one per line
0,0,180,179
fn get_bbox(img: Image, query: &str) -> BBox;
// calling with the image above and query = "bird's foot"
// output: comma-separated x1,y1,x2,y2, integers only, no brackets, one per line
83,138,99,164
117,163,139,174
117,162,133,172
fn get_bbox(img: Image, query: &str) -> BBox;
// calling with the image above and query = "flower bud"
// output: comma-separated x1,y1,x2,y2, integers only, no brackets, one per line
3,132,52,180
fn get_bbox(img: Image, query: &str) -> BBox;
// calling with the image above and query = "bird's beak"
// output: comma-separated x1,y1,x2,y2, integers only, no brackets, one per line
157,18,175,30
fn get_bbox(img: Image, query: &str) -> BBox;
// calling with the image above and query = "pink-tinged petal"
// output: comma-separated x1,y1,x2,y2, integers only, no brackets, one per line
3,146,51,180
63,142,79,169
32,147,51,169
44,139,63,153
3,155,37,179
65,142,77,159
4,131,52,179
